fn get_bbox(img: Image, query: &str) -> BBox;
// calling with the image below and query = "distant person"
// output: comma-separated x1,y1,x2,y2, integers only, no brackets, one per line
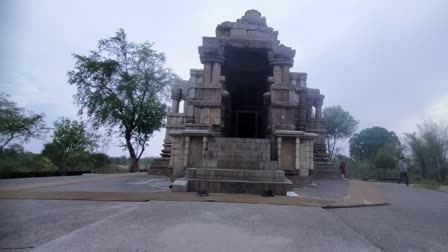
340,159,347,179
397,156,409,186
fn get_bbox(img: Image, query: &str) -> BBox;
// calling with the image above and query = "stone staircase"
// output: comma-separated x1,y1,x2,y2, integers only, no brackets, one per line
186,137,292,195
311,142,339,178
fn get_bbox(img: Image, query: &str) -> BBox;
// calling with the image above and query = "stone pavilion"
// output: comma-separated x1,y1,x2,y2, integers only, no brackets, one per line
149,10,336,195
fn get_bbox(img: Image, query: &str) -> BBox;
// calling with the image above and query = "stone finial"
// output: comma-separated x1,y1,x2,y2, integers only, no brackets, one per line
237,10,267,26
215,10,279,41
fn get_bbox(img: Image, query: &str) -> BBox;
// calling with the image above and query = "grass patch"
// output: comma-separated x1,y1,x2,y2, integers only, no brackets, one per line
92,165,129,174
414,179,441,190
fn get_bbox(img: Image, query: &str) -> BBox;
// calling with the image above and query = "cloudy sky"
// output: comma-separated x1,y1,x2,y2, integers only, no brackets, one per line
1,0,447,157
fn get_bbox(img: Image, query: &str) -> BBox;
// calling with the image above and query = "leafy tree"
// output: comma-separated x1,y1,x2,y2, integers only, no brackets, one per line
42,117,97,171
68,29,175,172
405,121,448,181
323,105,359,159
349,126,401,161
0,94,47,151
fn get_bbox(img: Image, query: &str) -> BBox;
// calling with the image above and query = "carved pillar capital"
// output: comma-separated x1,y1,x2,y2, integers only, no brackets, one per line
314,95,325,107
170,88,182,101
268,45,295,67
198,42,225,64
297,72,307,88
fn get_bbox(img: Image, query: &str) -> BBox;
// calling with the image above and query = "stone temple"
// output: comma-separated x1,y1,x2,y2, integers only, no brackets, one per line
149,10,336,195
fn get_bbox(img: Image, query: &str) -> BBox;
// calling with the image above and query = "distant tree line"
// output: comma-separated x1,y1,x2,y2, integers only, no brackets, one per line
0,95,157,178
324,105,447,183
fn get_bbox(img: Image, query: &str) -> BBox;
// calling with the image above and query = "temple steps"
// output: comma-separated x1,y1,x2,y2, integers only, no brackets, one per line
216,160,277,170
184,137,292,195
186,168,286,182
187,178,292,195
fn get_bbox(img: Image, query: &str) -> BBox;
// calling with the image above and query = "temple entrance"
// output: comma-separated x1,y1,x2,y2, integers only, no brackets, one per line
223,47,271,138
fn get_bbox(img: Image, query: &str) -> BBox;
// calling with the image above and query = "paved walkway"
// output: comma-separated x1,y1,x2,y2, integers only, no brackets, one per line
0,174,385,207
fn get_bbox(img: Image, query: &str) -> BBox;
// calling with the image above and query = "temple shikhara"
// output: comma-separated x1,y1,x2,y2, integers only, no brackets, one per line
150,10,336,194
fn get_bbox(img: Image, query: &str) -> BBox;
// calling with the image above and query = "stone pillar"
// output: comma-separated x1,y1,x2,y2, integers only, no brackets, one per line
315,106,322,119
306,100,314,120
273,65,282,84
315,95,324,120
169,147,174,168
183,136,190,168
297,89,307,131
171,88,182,113
300,139,312,177
202,136,208,159
277,137,282,169
203,63,212,85
171,99,179,113
211,62,221,85
186,88,195,124
309,139,315,172
295,137,300,170
281,65,290,85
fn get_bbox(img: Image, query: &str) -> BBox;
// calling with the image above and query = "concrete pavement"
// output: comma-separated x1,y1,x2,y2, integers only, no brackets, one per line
327,182,448,252
1,175,446,251
1,200,381,252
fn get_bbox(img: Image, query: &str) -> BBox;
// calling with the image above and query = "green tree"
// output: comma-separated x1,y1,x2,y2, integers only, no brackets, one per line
405,121,448,181
323,105,359,159
374,145,397,179
349,126,401,161
67,29,175,172
42,117,97,171
0,94,47,151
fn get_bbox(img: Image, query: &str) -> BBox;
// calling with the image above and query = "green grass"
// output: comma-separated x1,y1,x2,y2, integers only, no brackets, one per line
414,179,441,190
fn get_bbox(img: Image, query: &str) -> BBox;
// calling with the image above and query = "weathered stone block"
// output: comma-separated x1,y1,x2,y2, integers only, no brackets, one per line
172,178,188,192
229,28,247,39
247,30,274,40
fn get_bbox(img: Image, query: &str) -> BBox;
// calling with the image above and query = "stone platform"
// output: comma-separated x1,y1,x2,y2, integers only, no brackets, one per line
148,158,170,176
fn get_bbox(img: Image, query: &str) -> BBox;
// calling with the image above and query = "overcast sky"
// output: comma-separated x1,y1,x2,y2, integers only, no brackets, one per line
1,0,447,157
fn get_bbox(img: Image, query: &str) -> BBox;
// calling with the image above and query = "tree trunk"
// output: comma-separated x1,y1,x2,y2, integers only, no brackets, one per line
125,131,139,173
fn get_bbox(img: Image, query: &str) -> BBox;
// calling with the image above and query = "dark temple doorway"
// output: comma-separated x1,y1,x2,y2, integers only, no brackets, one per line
222,47,271,138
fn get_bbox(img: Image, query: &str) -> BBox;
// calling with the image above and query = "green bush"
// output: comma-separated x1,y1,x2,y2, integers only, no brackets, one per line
0,150,58,178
